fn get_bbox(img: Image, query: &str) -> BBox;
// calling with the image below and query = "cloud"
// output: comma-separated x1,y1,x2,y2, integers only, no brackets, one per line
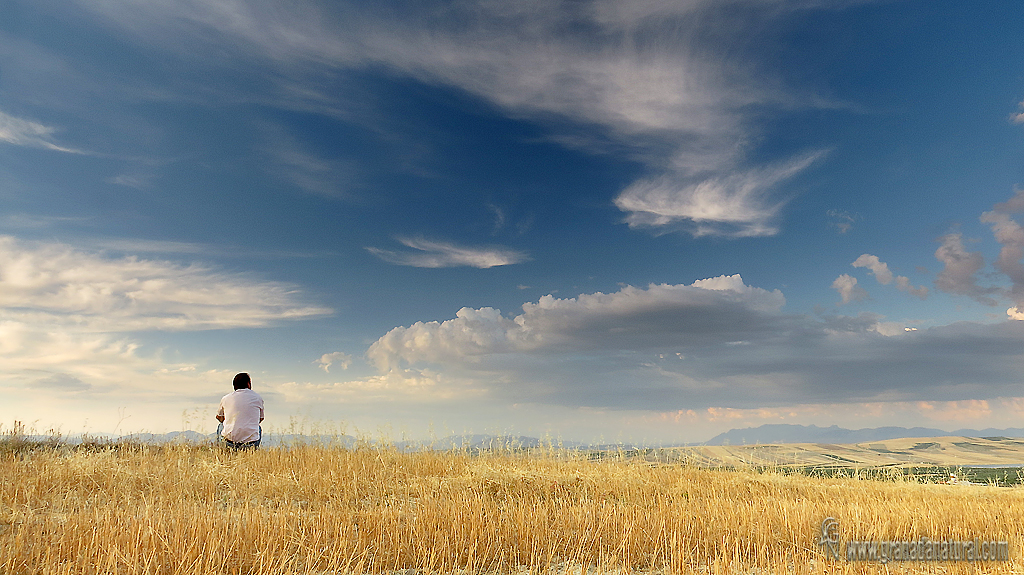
358,276,1024,411
915,399,992,423
367,274,787,371
30,373,92,392
0,235,333,432
893,276,928,299
851,254,927,299
366,238,529,268
73,0,844,238
826,209,859,234
614,151,827,237
933,232,997,305
851,254,893,284
929,188,1024,315
316,352,352,373
258,122,356,197
107,173,153,190
0,235,332,332
981,188,1024,309
0,109,83,153
831,274,866,304
1011,100,1024,124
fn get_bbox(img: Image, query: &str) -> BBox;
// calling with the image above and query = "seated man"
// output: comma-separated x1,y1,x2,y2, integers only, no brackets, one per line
216,372,264,450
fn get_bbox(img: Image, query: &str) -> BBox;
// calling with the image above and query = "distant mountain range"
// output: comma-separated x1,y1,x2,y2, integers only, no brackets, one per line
705,424,1024,446
17,431,554,451
18,424,1024,449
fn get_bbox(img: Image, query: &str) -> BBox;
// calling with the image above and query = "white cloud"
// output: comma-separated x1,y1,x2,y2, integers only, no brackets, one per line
107,173,153,190
831,273,866,304
367,274,786,372
1007,306,1024,320
826,209,859,234
0,235,332,332
279,367,454,403
74,0,842,238
316,351,352,373
981,189,1024,307
915,399,992,423
851,254,927,299
932,188,1024,312
614,151,826,237
851,254,893,284
1011,100,1024,124
258,122,356,197
0,235,333,433
357,276,1024,412
0,109,83,153
366,238,529,269
893,276,928,299
933,232,996,305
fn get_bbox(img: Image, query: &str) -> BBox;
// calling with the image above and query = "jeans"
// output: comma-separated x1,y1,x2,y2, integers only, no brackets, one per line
217,422,262,450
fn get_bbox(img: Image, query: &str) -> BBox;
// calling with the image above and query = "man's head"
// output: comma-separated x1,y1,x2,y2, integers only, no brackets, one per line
232,372,251,390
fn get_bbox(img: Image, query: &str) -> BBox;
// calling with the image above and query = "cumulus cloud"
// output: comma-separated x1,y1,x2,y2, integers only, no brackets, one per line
316,351,352,373
932,188,1024,314
366,238,528,268
893,276,928,299
851,254,893,284
359,275,1024,410
851,254,927,299
0,109,83,153
933,232,997,305
368,274,786,372
0,235,332,332
831,274,866,304
981,188,1024,309
1011,100,1024,124
74,0,842,238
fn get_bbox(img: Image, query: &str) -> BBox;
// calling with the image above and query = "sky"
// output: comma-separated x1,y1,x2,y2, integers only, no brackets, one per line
2,0,1024,443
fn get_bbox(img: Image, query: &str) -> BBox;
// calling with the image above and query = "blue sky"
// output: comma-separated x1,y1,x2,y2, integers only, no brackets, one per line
3,0,1024,442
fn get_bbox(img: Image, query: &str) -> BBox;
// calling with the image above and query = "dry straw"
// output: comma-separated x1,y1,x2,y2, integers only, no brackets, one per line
2,436,1023,574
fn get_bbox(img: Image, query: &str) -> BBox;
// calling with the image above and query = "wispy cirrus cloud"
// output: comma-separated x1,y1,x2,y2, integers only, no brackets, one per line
0,109,84,154
827,209,859,234
257,122,357,197
366,238,528,269
615,151,827,237
0,235,331,333
72,0,844,237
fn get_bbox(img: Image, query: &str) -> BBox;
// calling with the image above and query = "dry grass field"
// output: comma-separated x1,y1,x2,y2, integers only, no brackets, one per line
654,436,1024,468
2,436,1023,574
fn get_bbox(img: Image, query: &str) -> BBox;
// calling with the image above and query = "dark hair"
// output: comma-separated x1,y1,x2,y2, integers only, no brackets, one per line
232,372,251,390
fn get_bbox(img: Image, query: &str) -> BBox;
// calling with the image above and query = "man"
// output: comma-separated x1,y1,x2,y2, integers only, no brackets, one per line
216,372,264,450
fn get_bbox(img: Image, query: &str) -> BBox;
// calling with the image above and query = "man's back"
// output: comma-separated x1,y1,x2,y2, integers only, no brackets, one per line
218,388,264,443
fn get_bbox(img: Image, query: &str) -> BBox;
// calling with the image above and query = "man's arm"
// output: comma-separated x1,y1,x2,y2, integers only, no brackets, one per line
259,406,264,423
216,406,225,422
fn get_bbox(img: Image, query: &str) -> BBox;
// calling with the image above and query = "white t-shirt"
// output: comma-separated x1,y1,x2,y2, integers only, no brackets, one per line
218,388,264,443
